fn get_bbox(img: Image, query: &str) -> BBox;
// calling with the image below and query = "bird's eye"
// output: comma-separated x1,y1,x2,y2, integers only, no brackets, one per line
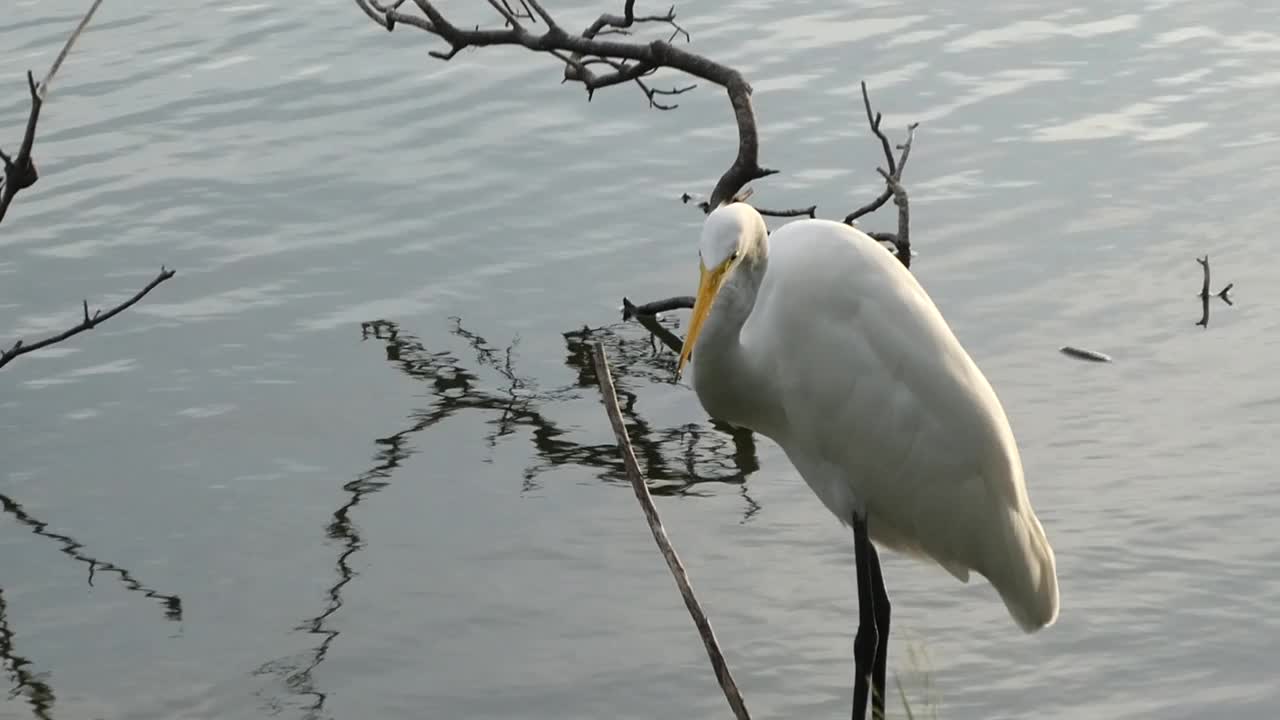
731,251,740,261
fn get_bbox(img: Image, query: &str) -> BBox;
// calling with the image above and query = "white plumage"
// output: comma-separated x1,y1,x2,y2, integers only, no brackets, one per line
676,202,1058,634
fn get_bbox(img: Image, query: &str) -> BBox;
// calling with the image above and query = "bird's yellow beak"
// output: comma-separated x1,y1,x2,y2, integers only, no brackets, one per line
676,259,729,379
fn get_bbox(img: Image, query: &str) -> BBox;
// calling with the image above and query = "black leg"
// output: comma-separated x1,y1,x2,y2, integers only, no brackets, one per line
867,537,890,720
851,514,877,720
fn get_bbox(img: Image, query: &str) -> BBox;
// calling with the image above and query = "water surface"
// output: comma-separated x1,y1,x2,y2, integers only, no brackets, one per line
3,1,1279,718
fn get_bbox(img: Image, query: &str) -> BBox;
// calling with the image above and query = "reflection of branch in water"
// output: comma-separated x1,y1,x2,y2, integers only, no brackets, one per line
0,494,183,622
252,433,409,719
559,324,761,494
256,316,764,715
0,588,55,720
363,317,759,498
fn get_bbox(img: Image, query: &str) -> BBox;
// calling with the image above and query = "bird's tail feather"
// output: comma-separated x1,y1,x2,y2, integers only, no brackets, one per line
988,504,1059,633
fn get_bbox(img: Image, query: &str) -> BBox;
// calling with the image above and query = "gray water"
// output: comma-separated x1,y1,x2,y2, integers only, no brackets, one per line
3,1,1278,718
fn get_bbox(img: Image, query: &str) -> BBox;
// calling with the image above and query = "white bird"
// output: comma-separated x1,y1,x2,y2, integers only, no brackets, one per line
676,202,1058,720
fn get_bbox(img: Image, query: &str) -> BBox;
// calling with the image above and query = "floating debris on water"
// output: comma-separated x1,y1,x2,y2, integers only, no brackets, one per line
1060,346,1112,363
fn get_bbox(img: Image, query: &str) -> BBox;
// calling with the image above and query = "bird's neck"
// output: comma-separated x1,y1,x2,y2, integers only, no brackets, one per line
691,250,769,428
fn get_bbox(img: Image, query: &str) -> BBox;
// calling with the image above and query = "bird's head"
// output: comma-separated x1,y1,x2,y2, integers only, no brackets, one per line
676,202,767,378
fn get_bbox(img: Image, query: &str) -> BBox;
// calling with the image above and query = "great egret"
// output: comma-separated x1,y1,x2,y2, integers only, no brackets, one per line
676,203,1058,720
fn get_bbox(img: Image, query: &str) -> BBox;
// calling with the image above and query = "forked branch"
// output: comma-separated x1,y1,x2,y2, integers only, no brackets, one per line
1196,255,1233,302
353,0,775,208
622,296,688,354
2,1,179,369
845,81,918,267
0,267,177,370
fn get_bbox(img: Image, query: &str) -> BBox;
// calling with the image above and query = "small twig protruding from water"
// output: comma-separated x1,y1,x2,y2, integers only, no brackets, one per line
1197,254,1234,301
1195,255,1234,327
591,343,752,720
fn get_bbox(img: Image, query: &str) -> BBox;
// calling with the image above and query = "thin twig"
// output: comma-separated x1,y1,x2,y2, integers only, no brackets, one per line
0,267,177,370
843,187,892,226
591,343,751,720
754,205,817,218
1194,254,1234,327
845,82,919,267
0,0,105,225
877,162,911,267
39,0,106,95
679,192,814,218
622,297,689,354
624,295,695,316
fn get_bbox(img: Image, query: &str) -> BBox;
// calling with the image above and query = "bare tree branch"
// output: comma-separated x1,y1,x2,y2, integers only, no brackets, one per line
844,82,918,267
354,4,927,365
0,0,104,225
625,295,694,315
0,267,177,370
1,2,179,369
578,0,690,43
753,204,816,218
353,0,776,208
591,343,752,720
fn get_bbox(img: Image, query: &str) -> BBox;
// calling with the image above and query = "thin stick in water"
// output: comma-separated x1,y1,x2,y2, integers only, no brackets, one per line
590,342,751,720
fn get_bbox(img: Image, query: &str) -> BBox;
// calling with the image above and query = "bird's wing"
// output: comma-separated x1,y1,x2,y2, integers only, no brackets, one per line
742,219,1030,564
738,218,1058,631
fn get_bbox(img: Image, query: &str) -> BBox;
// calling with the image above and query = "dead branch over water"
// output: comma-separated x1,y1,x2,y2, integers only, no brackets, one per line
0,0,103,223
0,267,177,370
1,0,177,369
351,0,918,230
354,0,775,209
349,1,920,359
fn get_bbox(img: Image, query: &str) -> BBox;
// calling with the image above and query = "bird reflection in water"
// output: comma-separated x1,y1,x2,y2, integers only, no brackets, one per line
0,493,184,719
254,315,761,717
